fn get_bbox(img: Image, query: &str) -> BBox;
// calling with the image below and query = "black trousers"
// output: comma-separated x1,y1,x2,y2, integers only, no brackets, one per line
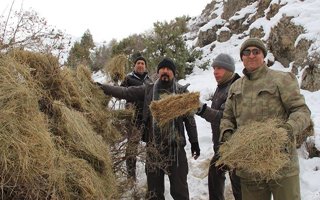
208,153,242,200
145,147,189,200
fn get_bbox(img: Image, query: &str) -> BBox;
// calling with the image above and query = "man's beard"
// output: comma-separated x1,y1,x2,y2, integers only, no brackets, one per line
159,74,173,89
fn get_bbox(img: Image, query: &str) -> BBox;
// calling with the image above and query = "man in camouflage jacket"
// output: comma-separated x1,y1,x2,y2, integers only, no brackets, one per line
220,38,311,200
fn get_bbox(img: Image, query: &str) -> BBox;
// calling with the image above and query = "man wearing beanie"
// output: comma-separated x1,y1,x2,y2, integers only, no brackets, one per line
220,38,311,200
97,57,200,200
120,56,152,182
196,53,241,200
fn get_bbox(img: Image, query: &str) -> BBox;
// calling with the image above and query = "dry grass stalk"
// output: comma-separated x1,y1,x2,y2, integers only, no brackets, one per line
150,92,200,127
216,119,291,181
105,54,127,82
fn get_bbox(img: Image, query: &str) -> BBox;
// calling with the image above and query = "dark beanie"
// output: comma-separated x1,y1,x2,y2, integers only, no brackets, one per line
134,56,147,66
157,58,176,75
240,38,267,60
212,53,235,72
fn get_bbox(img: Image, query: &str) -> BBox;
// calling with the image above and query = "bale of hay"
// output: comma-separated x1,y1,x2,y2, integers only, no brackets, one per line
10,50,120,143
105,54,127,82
50,152,118,200
0,53,118,199
216,119,291,181
0,55,57,199
150,92,200,127
51,101,117,197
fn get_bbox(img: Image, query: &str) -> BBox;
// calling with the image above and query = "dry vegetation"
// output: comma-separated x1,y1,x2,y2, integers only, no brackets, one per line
216,119,291,181
150,92,200,127
0,51,122,199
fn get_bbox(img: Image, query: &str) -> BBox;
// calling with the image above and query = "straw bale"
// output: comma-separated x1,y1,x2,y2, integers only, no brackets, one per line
50,101,117,197
149,92,200,127
9,50,119,142
51,101,114,173
50,152,118,200
105,54,127,82
72,65,120,142
0,55,57,199
216,119,291,181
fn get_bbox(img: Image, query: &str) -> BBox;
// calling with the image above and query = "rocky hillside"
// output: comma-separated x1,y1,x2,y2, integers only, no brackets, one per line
185,0,320,91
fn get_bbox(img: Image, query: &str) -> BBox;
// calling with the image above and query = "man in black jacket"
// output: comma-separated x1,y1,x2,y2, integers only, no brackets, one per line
120,56,152,181
197,53,242,200
98,58,200,200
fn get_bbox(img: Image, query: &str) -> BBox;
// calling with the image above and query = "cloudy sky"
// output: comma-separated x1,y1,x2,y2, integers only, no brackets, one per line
0,0,211,42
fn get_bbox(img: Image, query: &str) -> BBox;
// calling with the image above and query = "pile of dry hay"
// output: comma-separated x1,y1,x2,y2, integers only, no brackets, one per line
104,54,128,83
0,51,120,199
216,119,291,181
150,92,200,127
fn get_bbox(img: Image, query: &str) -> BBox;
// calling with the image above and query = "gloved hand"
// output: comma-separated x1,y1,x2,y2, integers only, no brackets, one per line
277,123,295,154
220,130,233,143
191,142,200,160
196,102,207,115
95,82,103,87
278,123,294,142
214,152,230,172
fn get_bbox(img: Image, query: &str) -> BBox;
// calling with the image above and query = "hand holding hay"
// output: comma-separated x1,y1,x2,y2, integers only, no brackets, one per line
149,92,200,127
216,119,291,181
105,54,127,83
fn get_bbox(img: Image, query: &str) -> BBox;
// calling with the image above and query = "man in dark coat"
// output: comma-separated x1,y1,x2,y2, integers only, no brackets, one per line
120,56,152,181
98,58,200,200
197,53,241,200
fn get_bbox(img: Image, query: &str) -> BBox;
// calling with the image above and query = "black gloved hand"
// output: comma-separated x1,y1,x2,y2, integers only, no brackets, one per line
196,103,207,115
95,82,103,87
191,142,200,160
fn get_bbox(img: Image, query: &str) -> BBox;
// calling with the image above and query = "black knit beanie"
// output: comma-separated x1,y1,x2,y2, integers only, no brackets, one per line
157,58,176,75
240,38,267,60
134,56,147,66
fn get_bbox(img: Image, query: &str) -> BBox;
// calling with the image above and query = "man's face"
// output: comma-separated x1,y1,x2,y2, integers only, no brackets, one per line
213,66,228,82
241,47,264,72
134,60,146,75
158,67,174,82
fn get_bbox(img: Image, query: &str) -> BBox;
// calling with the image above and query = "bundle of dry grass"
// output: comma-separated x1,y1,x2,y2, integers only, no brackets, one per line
0,53,118,199
104,54,127,82
10,50,120,143
50,152,118,200
216,119,291,181
150,92,200,127
0,55,57,199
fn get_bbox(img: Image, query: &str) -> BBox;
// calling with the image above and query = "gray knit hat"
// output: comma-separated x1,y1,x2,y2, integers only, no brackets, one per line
212,53,235,72
240,38,267,60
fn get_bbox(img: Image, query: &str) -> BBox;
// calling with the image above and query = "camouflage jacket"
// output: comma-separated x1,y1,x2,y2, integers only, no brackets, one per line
220,64,311,179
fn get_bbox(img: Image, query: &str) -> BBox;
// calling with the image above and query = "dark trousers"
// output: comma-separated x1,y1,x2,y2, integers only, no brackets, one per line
145,147,189,200
125,125,140,180
208,154,242,200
